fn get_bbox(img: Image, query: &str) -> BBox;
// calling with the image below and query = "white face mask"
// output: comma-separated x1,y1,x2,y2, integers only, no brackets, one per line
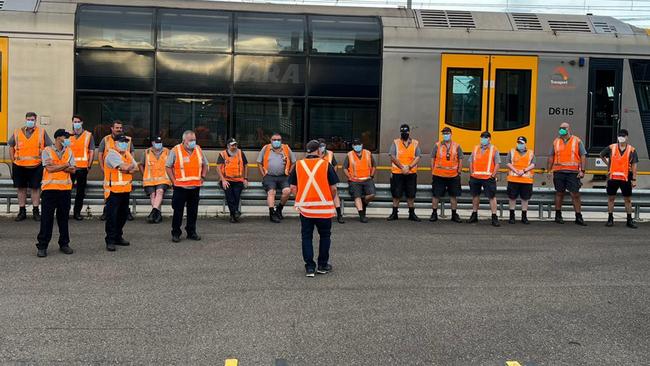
617,136,627,143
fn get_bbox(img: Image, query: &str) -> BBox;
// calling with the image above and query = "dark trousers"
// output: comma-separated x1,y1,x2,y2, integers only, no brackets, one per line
37,190,71,249
224,181,244,215
71,168,88,215
172,187,200,237
105,192,130,245
299,215,332,270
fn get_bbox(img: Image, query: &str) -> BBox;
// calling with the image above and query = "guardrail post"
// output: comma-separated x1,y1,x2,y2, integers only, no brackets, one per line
131,197,137,214
538,202,543,219
635,204,640,220
499,201,503,217
547,204,552,219
6,197,10,213
340,197,345,216
440,201,445,217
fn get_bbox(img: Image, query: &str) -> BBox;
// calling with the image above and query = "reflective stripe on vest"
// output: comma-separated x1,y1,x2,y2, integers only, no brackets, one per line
41,147,73,191
71,131,92,168
13,127,45,167
471,144,496,179
609,143,634,182
294,159,336,218
507,149,534,184
324,150,334,164
262,144,291,176
174,144,203,187
347,150,372,182
103,150,134,198
392,138,419,174
220,149,245,182
143,148,172,187
553,136,581,171
432,141,460,178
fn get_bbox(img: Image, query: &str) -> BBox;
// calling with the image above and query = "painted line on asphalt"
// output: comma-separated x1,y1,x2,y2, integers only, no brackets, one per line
225,359,238,366
506,361,523,366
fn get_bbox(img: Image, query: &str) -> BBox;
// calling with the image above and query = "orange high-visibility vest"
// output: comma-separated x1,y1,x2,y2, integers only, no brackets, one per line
262,144,291,176
143,148,172,187
173,144,204,187
608,144,635,182
323,150,334,165
41,147,73,191
347,149,373,182
219,149,245,182
507,149,534,184
432,141,460,178
471,144,497,180
392,138,419,174
70,130,92,168
102,135,132,155
13,127,45,167
552,136,581,172
103,149,134,199
294,158,336,219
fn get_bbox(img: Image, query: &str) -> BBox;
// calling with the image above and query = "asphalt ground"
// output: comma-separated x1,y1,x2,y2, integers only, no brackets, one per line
0,216,648,366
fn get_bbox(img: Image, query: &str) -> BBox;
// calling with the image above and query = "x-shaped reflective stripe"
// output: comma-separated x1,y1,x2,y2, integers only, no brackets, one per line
296,159,330,206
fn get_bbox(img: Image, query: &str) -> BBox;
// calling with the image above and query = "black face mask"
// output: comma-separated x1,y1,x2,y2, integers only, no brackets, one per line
400,132,409,141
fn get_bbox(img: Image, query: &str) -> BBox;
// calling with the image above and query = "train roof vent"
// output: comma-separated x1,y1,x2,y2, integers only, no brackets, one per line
592,21,616,33
511,13,543,31
0,1,5,10
417,10,475,29
547,20,592,33
446,11,476,28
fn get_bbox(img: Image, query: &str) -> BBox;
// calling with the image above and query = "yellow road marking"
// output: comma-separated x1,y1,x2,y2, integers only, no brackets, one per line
506,361,523,366
225,359,238,366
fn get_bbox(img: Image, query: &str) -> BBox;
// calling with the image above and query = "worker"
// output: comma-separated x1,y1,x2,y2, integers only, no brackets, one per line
9,112,52,222
98,120,135,221
599,129,638,228
547,122,587,226
257,133,295,223
69,115,95,220
430,127,463,223
103,135,138,252
468,131,500,227
506,136,535,224
217,138,248,223
318,138,344,223
289,140,338,277
36,129,76,257
388,124,421,221
343,138,376,223
140,136,171,224
166,130,209,243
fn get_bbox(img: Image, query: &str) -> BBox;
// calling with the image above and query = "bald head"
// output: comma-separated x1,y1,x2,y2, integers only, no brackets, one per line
560,122,570,129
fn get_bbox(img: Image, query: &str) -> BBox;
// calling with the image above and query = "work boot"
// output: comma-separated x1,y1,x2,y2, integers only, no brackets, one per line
270,210,281,223
37,249,47,258
521,211,529,225
147,209,155,224
234,211,242,219
467,212,478,223
275,204,284,220
451,212,462,223
115,238,130,246
154,209,163,224
408,209,421,222
106,243,116,252
187,233,202,241
606,214,614,227
59,246,74,255
575,213,587,226
387,208,398,221
429,211,438,222
15,207,27,222
626,216,638,229
508,210,516,224
32,207,40,222
554,211,564,224
359,211,369,223
491,214,500,227
336,214,345,224
316,264,332,274
171,235,181,243
229,215,237,223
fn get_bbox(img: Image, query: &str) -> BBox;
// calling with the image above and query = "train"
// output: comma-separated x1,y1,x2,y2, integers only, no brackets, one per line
0,0,649,187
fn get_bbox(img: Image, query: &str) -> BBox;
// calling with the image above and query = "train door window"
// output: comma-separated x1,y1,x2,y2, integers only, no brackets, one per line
587,59,622,152
493,69,531,131
445,68,483,130
0,38,7,143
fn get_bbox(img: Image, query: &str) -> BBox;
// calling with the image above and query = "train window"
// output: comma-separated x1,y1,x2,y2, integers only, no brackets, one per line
75,93,152,147
233,56,305,96
308,100,378,151
158,9,231,52
233,97,304,149
158,97,228,148
635,84,650,112
235,13,305,54
309,57,380,98
309,16,381,55
76,5,154,49
493,69,531,131
157,52,231,94
76,50,154,91
445,68,483,130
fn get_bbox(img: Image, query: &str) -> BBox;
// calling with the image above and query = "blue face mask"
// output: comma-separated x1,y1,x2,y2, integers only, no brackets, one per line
353,145,362,153
153,143,162,150
62,139,71,147
480,137,489,146
559,128,568,136
73,122,83,131
187,141,196,149
442,134,451,142
517,143,526,151
117,142,128,151
319,146,326,153
25,120,35,128
271,140,282,149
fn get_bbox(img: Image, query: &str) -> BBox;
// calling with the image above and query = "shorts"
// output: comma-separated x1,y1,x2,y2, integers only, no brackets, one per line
553,172,581,193
507,181,533,200
432,175,462,198
262,175,289,192
348,179,376,199
390,173,417,199
469,177,497,199
144,184,170,195
12,164,43,189
606,179,632,197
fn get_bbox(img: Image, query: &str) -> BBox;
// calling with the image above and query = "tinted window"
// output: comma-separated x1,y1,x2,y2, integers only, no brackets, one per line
235,13,304,54
76,93,152,147
309,57,380,98
234,56,305,96
636,83,650,112
76,50,154,91
493,69,531,131
157,52,231,93
445,68,483,130
631,60,650,82
310,16,381,55
76,5,154,49
158,97,228,148
234,98,304,149
158,9,231,51
309,100,378,151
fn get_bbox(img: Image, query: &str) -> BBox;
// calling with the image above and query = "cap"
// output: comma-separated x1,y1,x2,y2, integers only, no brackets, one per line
352,138,362,146
306,140,321,153
480,131,491,138
115,134,130,143
153,136,163,144
618,129,629,137
227,138,238,146
399,124,410,132
317,138,326,144
53,129,70,139
441,127,452,134
517,136,527,143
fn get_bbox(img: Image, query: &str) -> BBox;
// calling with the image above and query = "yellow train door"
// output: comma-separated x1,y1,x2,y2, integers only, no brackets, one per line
0,38,7,143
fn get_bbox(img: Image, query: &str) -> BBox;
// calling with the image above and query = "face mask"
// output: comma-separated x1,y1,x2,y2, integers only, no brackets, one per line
617,136,627,143
319,146,326,153
25,120,35,128
442,134,451,142
62,139,71,147
400,132,409,141
480,137,489,146
187,141,196,149
271,140,282,149
73,122,83,131
353,145,362,153
559,128,568,136
117,142,128,151
153,143,162,150
517,143,526,151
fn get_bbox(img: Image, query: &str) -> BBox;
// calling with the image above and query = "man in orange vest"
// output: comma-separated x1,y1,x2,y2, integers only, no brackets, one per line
547,122,587,226
98,120,135,221
289,140,339,277
103,135,139,252
217,138,249,223
257,133,295,223
69,115,95,220
166,130,209,243
468,131,501,227
318,138,344,224
506,136,535,225
430,127,463,223
8,112,53,222
599,129,638,228
388,124,421,221
343,138,376,223
139,136,171,224
36,129,76,258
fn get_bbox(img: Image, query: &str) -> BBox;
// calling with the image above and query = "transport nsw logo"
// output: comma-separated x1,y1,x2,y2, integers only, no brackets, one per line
550,66,574,89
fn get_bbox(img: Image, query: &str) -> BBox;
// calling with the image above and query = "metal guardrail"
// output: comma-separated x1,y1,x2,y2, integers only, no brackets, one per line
0,179,649,219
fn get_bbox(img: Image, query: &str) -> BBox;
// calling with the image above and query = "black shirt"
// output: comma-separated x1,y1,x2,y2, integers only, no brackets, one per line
599,145,639,166
288,156,339,186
